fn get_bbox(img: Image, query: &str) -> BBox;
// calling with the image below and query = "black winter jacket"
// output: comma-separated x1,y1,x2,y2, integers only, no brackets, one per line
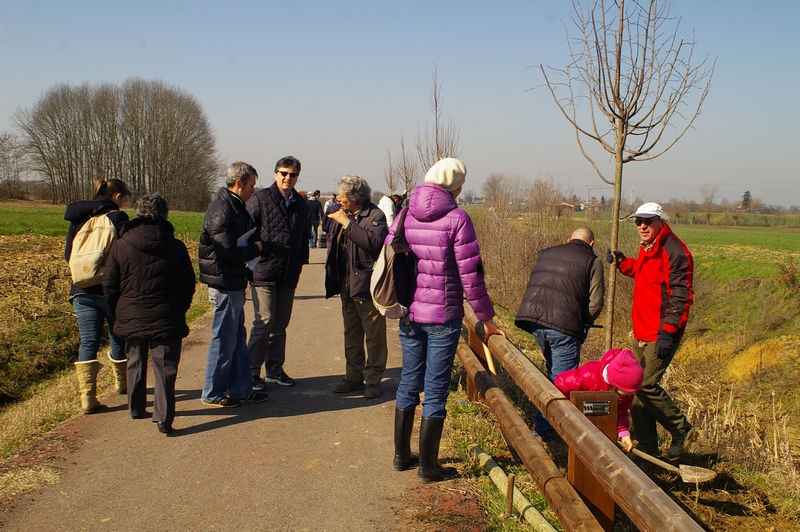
198,187,260,290
515,239,605,342
248,183,310,288
103,218,196,340
324,202,387,301
64,196,129,297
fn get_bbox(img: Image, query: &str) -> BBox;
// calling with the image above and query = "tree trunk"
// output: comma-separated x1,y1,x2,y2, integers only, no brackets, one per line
604,146,625,351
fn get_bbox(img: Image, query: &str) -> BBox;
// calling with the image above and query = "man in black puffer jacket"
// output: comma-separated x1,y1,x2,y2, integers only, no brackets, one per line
103,194,195,433
515,227,605,439
198,162,266,408
246,156,310,390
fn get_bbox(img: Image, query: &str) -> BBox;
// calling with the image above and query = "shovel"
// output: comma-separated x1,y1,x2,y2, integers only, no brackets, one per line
627,447,717,484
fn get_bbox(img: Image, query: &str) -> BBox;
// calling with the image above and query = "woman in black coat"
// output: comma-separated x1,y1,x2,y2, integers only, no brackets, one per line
103,194,195,434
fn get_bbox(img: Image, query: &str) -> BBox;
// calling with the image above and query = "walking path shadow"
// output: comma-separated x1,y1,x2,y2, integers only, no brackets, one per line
2,248,417,531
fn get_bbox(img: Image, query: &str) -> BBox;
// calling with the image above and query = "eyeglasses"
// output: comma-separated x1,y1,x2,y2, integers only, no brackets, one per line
278,171,299,179
634,217,655,227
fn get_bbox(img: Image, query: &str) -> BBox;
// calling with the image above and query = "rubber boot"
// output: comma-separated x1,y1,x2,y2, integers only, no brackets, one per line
417,417,457,483
75,360,103,414
108,356,128,394
393,407,419,471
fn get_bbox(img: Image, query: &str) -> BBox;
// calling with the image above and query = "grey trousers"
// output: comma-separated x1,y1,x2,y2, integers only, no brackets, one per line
630,339,691,452
340,296,388,385
248,284,296,377
126,338,182,425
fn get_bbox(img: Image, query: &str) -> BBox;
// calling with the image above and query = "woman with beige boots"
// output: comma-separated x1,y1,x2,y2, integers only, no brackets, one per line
64,178,131,414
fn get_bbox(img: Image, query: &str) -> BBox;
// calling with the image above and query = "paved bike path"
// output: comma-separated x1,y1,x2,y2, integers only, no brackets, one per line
3,248,417,531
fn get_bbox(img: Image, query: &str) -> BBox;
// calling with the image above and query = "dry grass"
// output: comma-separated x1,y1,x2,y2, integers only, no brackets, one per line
0,465,60,499
0,235,72,334
0,361,117,458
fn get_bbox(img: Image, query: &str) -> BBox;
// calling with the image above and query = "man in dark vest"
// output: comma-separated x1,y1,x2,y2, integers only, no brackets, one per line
515,227,605,439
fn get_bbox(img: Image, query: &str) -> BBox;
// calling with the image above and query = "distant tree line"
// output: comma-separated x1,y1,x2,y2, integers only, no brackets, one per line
12,78,221,210
0,133,27,199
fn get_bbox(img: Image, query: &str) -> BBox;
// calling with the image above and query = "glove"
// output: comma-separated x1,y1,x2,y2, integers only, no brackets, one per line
654,330,675,358
605,249,625,265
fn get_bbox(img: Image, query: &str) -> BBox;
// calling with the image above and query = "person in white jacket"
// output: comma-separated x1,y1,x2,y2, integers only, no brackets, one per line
378,192,405,226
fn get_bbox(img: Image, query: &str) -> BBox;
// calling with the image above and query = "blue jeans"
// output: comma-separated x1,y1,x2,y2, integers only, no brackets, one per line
202,287,253,402
71,293,125,362
396,319,462,419
530,326,582,436
310,220,319,247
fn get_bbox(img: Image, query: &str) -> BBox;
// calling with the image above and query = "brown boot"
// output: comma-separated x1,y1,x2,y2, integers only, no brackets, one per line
108,356,128,394
75,360,103,414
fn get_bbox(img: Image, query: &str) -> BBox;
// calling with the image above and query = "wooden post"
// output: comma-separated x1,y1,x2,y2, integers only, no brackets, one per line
567,391,617,532
505,473,515,518
465,326,483,401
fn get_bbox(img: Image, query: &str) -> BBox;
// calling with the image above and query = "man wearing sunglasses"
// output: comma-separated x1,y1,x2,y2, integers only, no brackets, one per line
607,202,696,458
247,156,311,390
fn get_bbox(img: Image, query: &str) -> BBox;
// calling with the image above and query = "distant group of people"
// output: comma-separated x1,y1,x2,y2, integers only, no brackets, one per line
64,153,695,471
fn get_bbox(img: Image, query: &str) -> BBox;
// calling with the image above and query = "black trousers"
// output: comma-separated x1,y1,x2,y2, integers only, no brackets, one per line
126,338,182,425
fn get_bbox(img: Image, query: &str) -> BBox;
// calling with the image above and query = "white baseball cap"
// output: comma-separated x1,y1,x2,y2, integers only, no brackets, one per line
634,202,664,219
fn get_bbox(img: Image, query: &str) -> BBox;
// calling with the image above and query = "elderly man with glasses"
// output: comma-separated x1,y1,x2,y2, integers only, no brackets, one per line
607,202,696,458
247,156,311,390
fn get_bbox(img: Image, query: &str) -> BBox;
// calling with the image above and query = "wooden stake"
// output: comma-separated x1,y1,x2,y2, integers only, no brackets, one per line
505,473,515,518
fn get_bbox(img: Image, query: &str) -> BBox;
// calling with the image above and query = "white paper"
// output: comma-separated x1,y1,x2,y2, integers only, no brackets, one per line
237,227,256,247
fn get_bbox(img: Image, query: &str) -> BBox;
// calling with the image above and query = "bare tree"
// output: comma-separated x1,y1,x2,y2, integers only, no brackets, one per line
416,60,460,172
14,78,220,209
463,189,475,204
383,148,396,194
0,133,27,197
539,0,715,348
528,175,563,224
699,184,717,225
394,132,420,195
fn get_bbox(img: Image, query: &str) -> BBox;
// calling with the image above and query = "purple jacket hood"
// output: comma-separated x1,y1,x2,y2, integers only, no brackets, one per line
387,183,494,324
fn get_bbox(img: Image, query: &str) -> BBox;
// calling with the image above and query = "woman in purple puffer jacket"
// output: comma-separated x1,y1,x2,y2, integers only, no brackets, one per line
390,158,505,483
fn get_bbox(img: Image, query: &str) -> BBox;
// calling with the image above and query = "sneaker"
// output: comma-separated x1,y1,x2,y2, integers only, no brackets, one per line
667,427,698,458
332,379,363,393
201,396,240,408
244,391,269,403
251,377,267,391
364,383,381,399
265,372,295,386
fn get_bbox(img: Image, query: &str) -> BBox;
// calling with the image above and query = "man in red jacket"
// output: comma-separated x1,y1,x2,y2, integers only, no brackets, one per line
608,202,696,458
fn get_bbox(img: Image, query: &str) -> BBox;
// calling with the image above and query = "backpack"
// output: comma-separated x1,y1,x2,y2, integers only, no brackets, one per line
68,212,118,288
370,208,418,319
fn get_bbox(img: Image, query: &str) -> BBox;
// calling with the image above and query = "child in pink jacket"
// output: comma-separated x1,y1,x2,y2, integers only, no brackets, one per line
554,348,644,452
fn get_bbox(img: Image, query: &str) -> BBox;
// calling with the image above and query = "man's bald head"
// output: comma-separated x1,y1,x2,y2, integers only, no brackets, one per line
569,227,595,246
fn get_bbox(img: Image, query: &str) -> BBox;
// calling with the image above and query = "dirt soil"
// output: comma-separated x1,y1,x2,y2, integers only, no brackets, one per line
0,248,490,531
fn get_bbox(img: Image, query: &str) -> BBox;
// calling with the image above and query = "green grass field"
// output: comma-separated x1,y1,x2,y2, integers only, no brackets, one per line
0,204,206,241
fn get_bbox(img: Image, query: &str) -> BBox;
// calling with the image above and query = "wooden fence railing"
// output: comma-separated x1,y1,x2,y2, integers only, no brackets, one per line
459,303,703,532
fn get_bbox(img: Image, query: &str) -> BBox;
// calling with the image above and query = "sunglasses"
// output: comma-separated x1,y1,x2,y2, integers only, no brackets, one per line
634,217,655,227
278,171,299,179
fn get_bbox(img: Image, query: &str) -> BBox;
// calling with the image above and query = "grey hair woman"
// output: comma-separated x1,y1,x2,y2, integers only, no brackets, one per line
337,175,371,209
134,193,169,221
102,193,196,434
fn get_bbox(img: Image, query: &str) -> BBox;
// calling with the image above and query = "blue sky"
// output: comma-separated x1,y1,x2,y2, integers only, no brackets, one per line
1,1,798,207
